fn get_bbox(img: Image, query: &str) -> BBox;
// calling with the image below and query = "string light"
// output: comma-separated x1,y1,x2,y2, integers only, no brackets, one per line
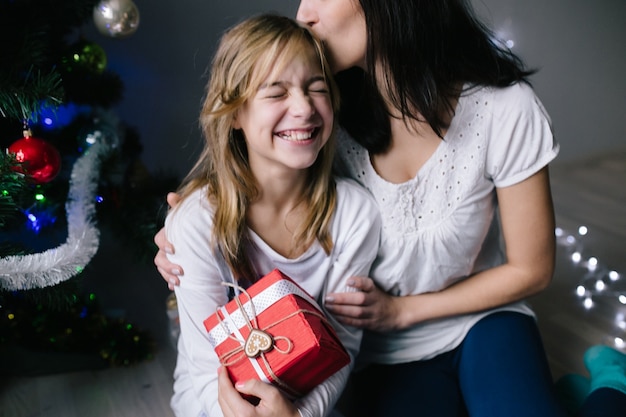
595,280,605,292
556,225,625,349
587,257,599,271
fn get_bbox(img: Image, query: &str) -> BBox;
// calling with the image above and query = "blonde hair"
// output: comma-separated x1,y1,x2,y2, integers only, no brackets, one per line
175,14,340,281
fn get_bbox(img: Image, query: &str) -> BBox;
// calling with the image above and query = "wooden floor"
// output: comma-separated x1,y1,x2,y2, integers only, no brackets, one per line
530,147,626,379
1,148,626,417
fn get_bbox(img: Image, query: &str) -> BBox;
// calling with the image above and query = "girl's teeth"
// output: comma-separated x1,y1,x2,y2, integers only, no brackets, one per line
280,130,313,140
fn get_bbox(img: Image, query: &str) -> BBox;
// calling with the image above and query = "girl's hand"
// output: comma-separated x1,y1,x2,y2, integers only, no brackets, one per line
324,276,404,332
154,192,183,290
218,367,300,417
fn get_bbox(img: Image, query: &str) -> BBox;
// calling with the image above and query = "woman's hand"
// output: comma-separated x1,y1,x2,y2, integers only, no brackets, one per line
324,276,404,332
154,192,183,290
218,367,300,417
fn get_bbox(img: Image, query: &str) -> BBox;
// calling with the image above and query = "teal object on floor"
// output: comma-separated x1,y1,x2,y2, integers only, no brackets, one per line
584,345,626,395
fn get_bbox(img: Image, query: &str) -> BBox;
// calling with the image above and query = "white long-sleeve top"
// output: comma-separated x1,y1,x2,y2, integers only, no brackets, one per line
335,82,559,364
165,178,381,417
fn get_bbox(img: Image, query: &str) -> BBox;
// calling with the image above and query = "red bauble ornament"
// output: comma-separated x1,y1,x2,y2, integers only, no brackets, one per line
8,131,62,184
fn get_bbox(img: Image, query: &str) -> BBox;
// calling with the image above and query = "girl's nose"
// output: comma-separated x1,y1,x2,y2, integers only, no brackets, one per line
290,92,315,117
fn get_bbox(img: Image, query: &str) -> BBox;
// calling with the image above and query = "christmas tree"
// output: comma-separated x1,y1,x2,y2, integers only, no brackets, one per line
0,0,177,375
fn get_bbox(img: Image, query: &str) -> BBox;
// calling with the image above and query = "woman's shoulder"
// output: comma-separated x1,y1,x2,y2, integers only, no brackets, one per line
463,81,537,105
459,82,550,134
334,128,370,174
475,82,543,117
335,128,354,153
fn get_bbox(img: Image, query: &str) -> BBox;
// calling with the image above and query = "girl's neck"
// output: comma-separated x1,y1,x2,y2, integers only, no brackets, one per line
252,168,307,211
246,171,310,259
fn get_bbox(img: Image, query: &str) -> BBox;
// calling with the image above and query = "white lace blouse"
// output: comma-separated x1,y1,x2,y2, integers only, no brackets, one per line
335,82,559,364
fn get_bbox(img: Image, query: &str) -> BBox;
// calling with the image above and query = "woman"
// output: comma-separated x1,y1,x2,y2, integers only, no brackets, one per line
157,1,626,416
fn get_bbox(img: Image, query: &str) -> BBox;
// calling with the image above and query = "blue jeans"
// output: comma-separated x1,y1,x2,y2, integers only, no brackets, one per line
346,312,626,417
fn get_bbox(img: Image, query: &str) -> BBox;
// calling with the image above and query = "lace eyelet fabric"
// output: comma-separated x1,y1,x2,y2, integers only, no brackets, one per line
337,94,488,241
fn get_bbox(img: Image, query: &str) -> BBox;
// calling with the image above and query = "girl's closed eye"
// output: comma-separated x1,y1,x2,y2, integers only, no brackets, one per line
262,86,288,99
308,79,329,94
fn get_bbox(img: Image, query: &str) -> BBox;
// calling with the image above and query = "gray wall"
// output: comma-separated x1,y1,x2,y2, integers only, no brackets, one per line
90,0,626,178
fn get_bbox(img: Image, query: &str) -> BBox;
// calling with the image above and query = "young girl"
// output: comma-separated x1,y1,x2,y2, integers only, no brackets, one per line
165,14,380,417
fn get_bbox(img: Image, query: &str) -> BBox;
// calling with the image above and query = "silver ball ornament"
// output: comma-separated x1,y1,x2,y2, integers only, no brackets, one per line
93,0,140,38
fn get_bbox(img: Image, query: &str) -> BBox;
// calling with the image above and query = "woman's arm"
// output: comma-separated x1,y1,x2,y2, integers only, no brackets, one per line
325,167,556,332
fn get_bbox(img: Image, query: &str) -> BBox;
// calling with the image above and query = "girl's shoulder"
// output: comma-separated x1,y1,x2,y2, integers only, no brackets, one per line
336,177,371,198
166,187,214,229
335,178,379,217
331,177,381,246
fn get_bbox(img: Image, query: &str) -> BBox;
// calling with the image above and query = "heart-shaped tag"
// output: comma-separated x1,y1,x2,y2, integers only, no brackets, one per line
244,329,274,358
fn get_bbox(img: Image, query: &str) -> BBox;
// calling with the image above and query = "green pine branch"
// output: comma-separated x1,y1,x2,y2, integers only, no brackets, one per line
0,0,100,123
0,67,64,122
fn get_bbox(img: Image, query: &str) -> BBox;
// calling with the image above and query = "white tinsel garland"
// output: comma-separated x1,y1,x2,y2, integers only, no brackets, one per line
0,142,110,290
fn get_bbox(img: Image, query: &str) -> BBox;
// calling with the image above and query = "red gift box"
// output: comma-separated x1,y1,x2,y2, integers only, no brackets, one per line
203,269,350,398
